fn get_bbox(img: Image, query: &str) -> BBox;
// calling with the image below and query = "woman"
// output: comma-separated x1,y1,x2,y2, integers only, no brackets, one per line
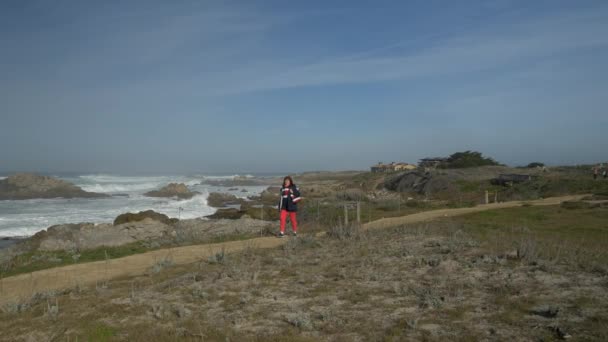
278,176,301,237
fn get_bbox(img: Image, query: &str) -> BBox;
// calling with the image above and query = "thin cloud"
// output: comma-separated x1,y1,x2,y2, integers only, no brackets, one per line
221,6,608,94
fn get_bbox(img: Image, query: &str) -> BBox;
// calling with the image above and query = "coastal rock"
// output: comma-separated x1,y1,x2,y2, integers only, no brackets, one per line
0,173,108,200
114,210,178,226
1,215,274,258
5,210,179,252
144,183,199,200
205,208,245,220
199,176,270,187
247,186,280,205
33,219,173,251
206,192,244,208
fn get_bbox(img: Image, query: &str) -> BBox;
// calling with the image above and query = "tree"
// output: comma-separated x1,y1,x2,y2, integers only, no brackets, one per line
526,162,545,168
439,151,500,169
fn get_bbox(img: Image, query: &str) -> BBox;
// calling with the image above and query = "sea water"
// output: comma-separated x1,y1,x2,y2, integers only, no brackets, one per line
0,174,270,237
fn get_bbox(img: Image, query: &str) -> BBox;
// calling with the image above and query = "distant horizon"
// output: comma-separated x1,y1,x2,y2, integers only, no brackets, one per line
1,159,606,177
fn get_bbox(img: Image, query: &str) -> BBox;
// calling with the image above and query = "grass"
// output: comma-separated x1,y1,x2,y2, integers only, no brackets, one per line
1,230,266,278
453,204,608,241
297,198,458,230
1,241,150,278
85,323,117,342
450,204,608,271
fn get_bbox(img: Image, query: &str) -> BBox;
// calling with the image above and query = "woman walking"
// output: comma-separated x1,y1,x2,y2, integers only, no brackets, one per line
278,176,301,237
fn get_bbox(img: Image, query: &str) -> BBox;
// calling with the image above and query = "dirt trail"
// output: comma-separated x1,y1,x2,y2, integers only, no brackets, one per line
363,194,586,230
0,194,585,305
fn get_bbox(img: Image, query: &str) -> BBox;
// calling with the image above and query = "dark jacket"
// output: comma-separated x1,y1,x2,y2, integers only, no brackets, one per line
278,184,301,212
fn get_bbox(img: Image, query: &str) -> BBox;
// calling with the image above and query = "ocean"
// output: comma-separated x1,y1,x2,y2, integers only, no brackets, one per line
0,173,271,237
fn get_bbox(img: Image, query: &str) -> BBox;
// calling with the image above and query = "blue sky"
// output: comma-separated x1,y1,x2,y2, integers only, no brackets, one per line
1,0,607,174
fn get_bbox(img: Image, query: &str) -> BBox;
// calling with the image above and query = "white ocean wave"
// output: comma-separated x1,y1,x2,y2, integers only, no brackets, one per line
0,174,266,237
79,182,164,193
199,174,255,180
76,174,202,193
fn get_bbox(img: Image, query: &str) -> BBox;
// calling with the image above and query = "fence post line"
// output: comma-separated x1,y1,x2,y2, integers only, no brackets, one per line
357,201,361,224
494,192,498,203
485,190,489,204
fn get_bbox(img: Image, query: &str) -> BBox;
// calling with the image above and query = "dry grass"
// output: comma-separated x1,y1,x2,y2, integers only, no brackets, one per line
1,204,608,341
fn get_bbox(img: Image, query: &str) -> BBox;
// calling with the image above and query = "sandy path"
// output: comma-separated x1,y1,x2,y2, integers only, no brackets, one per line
0,194,585,305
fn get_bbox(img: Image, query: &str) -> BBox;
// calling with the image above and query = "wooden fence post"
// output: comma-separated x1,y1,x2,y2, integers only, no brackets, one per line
357,202,361,224
344,204,349,226
485,190,489,204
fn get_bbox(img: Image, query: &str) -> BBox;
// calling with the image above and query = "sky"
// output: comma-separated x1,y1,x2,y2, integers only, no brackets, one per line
1,0,607,174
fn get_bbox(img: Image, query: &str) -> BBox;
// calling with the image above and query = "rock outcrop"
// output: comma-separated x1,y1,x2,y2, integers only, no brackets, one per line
206,192,244,208
144,183,199,200
200,176,272,187
384,171,456,196
247,186,280,205
205,208,246,220
113,210,179,226
34,219,174,251
0,211,274,261
0,173,108,200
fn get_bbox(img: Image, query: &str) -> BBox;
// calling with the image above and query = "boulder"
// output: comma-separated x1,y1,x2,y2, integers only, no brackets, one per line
144,183,199,200
0,173,108,200
206,192,244,208
114,210,179,226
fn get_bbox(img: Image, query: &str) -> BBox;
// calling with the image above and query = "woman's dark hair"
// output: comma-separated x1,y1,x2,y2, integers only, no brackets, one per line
283,176,294,187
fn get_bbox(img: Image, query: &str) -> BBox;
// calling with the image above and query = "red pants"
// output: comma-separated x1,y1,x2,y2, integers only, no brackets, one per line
280,209,297,233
